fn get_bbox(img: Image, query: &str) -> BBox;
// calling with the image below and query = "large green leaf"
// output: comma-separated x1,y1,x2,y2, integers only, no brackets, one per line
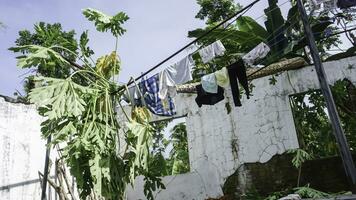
89,154,103,196
236,16,268,40
264,0,287,57
83,8,129,37
29,76,94,119
9,45,69,69
188,28,264,52
126,120,153,171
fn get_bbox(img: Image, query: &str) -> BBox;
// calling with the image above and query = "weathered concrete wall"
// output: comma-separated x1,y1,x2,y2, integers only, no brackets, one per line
0,98,46,199
127,169,221,200
127,56,356,199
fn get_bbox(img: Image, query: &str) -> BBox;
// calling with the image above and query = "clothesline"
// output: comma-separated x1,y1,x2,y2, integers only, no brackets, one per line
119,0,356,118
123,0,295,92
112,0,262,95
134,23,351,115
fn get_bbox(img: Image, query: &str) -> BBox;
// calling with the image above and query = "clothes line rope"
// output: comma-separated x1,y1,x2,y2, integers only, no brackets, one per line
118,0,292,93
112,0,262,95
175,25,356,94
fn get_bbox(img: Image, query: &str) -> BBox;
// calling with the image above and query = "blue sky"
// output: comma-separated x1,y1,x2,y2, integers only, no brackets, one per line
1,0,290,97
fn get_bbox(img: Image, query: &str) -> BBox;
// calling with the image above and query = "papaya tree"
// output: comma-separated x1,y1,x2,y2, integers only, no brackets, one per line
10,8,164,200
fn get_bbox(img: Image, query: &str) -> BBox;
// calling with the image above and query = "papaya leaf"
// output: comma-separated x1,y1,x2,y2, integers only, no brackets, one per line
83,8,129,37
29,76,94,119
9,45,69,69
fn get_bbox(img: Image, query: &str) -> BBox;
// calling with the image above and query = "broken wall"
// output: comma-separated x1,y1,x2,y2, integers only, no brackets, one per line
127,56,356,199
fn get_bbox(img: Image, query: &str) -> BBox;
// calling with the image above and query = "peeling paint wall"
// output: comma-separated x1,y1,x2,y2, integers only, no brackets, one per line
127,56,356,199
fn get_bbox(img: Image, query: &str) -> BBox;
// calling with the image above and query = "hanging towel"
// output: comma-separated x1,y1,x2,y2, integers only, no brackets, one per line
140,74,176,116
198,40,226,63
242,42,270,67
214,67,230,88
201,73,218,93
337,0,356,8
123,86,142,105
158,69,177,99
167,56,194,84
158,56,194,99
227,59,250,107
195,84,224,107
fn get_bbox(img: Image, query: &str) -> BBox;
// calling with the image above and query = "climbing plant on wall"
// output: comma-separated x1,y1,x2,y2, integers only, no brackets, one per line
10,8,164,200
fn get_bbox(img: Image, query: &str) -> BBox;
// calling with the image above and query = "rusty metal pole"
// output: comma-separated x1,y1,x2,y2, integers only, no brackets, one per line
296,0,356,191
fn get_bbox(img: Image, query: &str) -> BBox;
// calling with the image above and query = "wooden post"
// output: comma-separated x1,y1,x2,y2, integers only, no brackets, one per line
296,0,356,191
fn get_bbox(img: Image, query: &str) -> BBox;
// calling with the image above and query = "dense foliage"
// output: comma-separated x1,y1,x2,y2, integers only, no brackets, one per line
290,79,356,158
188,0,349,79
150,121,190,176
9,23,79,96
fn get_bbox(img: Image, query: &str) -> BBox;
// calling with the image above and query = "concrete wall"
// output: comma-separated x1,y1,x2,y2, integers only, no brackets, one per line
127,56,356,199
0,98,46,199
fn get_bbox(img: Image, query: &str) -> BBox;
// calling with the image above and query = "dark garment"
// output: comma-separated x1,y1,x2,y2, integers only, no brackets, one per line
227,59,250,107
337,0,356,9
195,84,224,107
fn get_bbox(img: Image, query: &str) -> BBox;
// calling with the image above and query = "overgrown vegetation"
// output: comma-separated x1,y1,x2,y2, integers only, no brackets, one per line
246,185,336,200
290,79,356,159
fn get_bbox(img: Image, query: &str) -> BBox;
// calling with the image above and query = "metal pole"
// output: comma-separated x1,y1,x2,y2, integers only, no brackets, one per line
41,136,52,200
296,0,356,190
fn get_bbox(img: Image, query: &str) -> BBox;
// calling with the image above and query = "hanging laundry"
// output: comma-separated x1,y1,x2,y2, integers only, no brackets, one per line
214,67,230,88
201,73,218,93
242,42,270,67
195,84,224,107
310,0,337,11
158,56,194,100
227,59,250,107
158,69,177,100
140,74,176,116
337,0,356,9
123,86,142,106
198,40,226,64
